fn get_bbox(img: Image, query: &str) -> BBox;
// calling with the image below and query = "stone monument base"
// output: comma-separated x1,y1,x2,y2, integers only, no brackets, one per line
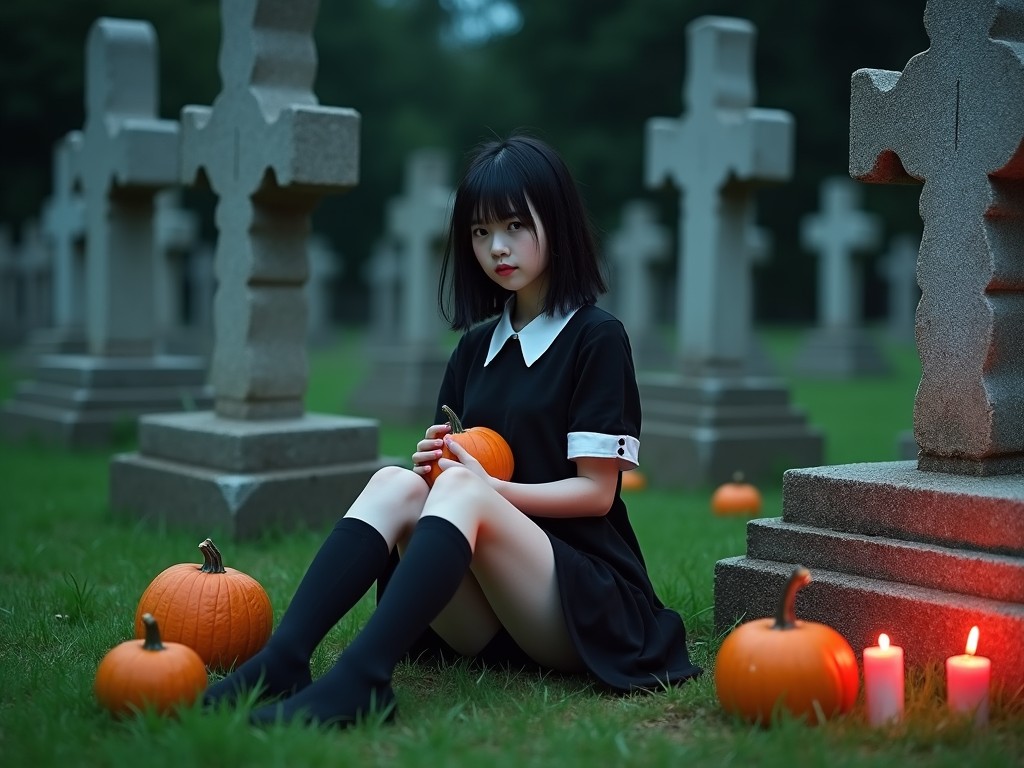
794,326,891,377
0,353,212,447
348,343,450,426
637,372,824,489
110,411,401,540
715,461,1024,698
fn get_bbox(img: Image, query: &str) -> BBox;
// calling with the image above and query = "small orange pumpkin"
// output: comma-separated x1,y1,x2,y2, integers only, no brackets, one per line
620,469,647,491
95,613,207,717
135,538,272,671
425,404,514,487
715,566,859,726
711,471,762,516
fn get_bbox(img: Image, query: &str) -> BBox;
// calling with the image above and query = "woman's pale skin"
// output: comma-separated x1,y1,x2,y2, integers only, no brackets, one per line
345,201,619,672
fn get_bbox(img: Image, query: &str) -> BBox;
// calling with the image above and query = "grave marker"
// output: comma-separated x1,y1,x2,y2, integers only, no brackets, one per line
639,16,823,488
348,148,453,424
794,176,891,377
0,18,211,447
110,0,393,539
716,0,1024,697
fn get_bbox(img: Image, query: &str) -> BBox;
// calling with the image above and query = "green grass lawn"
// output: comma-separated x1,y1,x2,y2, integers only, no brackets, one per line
0,327,1020,767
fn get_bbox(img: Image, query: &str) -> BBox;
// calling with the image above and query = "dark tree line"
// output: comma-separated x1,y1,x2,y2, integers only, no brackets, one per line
0,0,929,323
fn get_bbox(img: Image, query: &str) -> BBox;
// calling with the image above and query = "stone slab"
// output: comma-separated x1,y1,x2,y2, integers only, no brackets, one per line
110,450,398,540
638,373,824,488
28,354,209,387
793,326,892,378
348,346,449,426
782,462,1024,555
714,556,1024,698
136,411,381,472
746,518,1024,604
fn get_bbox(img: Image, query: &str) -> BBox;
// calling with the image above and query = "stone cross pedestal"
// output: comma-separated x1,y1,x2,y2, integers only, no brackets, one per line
716,0,1024,697
110,0,393,539
607,200,672,371
795,176,891,377
0,18,211,448
348,148,453,425
640,16,823,489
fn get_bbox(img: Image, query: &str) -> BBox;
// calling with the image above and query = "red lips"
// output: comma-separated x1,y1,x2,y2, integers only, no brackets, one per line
495,265,515,276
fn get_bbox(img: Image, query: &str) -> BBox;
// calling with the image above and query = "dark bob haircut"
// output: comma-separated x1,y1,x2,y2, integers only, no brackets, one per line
438,134,607,331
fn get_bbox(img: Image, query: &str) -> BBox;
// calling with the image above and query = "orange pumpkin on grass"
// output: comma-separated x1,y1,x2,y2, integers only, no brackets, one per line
711,471,762,516
715,566,859,726
95,613,207,717
425,405,514,487
134,538,272,671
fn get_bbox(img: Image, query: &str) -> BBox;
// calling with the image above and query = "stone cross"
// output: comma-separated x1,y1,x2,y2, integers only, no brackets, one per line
17,221,52,331
77,18,179,356
386,149,452,346
306,233,340,340
608,200,670,343
180,0,359,419
646,16,793,374
801,177,882,329
877,233,920,344
41,133,86,333
153,190,199,343
364,238,399,341
850,0,1024,475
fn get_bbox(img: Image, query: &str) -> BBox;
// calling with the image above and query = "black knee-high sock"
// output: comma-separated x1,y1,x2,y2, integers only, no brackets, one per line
249,515,473,727
203,516,390,707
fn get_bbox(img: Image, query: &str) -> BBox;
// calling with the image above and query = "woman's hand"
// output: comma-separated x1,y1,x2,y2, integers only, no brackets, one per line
437,435,489,481
411,422,451,478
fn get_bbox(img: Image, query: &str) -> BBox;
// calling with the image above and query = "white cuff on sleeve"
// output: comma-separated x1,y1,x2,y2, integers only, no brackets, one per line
567,431,640,470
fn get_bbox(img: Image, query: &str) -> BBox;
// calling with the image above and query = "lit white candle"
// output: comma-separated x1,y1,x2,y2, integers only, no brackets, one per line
863,633,904,726
946,625,990,726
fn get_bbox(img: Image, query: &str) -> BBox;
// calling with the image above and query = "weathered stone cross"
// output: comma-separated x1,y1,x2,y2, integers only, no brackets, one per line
42,133,86,333
78,19,179,356
181,0,359,419
850,0,1024,474
801,177,882,330
646,16,792,373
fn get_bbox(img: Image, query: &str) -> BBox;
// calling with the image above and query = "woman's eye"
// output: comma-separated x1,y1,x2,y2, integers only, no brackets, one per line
471,227,487,237
508,221,522,232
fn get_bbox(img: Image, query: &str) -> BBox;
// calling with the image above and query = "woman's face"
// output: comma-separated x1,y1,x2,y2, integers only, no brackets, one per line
470,197,549,296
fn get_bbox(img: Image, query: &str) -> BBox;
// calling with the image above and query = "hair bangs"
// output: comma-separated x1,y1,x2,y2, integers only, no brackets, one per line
465,161,535,230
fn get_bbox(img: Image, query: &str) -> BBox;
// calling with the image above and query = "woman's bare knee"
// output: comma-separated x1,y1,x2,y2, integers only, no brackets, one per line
346,465,430,545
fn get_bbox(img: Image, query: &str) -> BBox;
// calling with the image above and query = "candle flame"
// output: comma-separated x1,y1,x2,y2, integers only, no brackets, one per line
965,625,980,656
879,633,890,650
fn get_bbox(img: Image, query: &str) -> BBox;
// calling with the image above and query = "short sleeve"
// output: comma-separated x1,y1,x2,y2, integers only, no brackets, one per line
567,319,642,470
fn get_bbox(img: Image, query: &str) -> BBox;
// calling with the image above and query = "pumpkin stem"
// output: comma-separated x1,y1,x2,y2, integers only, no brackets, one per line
441,404,465,434
141,613,166,652
773,566,811,629
198,538,227,574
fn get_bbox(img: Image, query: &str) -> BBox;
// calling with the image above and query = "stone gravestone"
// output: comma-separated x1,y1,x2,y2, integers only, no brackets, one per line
153,189,203,354
641,16,823,489
0,18,211,447
348,148,453,425
36,133,87,354
794,176,891,377
607,200,672,371
16,221,52,334
306,232,341,345
363,238,400,343
110,0,393,540
716,0,1024,697
878,232,920,345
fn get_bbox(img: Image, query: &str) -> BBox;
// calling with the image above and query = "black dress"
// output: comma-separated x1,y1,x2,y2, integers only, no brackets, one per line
378,303,702,693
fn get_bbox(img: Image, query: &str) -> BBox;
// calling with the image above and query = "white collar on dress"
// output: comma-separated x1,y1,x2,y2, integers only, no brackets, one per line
484,298,580,367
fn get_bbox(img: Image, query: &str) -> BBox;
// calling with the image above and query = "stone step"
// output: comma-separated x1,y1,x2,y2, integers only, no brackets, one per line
640,401,818,428
13,380,212,412
714,556,1024,697
30,354,209,387
638,373,793,406
746,517,1024,603
782,462,1024,556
